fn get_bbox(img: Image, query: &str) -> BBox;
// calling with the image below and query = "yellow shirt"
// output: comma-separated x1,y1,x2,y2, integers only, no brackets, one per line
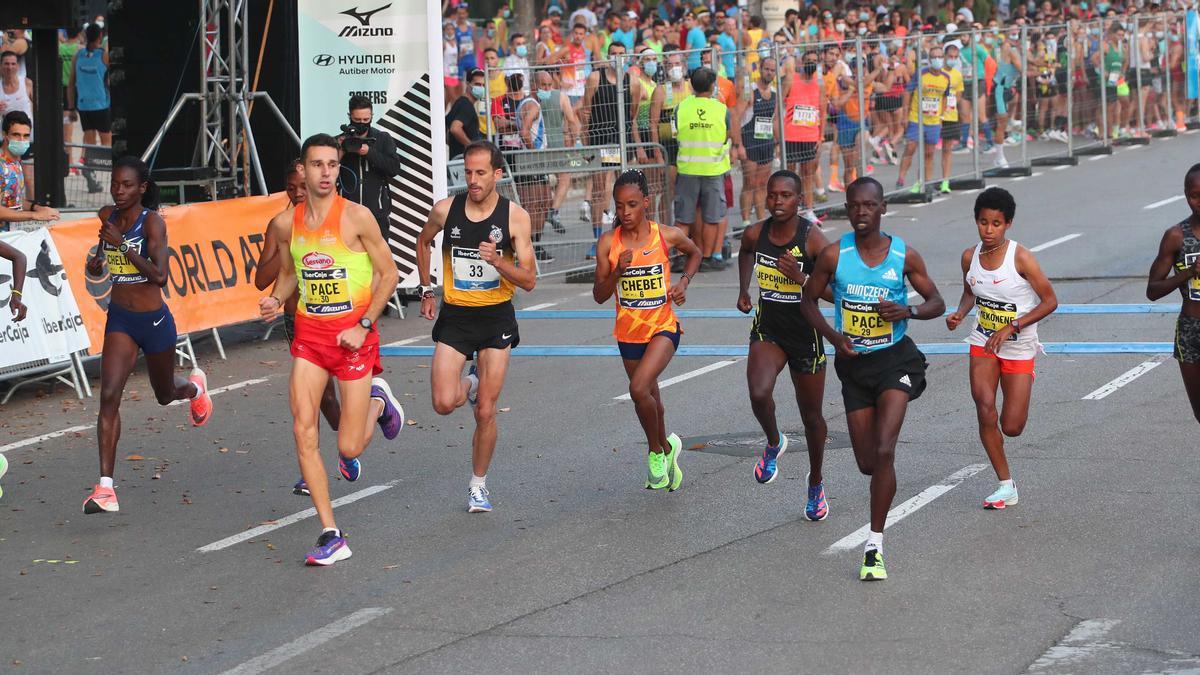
907,68,951,126
488,71,507,99
942,67,965,122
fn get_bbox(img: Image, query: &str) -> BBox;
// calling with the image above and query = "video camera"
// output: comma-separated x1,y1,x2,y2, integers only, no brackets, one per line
339,122,376,153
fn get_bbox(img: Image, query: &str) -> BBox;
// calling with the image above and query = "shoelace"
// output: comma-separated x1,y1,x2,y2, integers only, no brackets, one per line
469,485,488,501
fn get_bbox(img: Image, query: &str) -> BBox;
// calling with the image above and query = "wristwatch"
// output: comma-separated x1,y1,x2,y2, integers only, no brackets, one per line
1011,318,1022,334
908,305,917,319
118,242,130,254
359,317,374,331
417,285,435,299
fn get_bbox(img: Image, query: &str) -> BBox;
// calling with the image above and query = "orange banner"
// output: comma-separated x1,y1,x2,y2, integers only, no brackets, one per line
50,194,290,354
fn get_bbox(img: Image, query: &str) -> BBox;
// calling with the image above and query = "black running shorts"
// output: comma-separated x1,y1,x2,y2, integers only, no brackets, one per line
433,301,520,359
1175,314,1200,364
833,335,928,412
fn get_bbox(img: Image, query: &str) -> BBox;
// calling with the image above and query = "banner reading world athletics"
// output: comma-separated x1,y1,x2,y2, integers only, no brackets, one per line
297,0,447,288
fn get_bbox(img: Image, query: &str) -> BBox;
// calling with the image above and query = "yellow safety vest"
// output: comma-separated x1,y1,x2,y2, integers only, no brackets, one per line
675,95,730,177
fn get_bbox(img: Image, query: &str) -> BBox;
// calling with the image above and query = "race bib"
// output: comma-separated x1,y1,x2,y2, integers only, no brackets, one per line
104,239,146,283
945,94,958,112
840,299,893,349
792,104,819,125
451,246,501,291
1108,72,1120,85
974,297,1019,341
920,95,941,116
754,116,773,139
600,146,621,164
755,252,803,303
618,263,667,309
300,267,352,315
1180,252,1200,301
500,133,521,149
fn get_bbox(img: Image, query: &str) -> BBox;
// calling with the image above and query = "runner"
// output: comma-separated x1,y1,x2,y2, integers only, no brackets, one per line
416,140,537,513
1147,162,1200,425
253,160,367,498
782,49,825,223
937,44,966,194
945,187,1058,508
258,134,404,565
82,156,214,515
799,177,945,581
593,169,700,491
736,170,832,520
896,45,950,193
0,237,26,500
735,57,778,228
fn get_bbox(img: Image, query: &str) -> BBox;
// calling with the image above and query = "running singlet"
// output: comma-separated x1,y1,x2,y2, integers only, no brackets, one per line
441,193,516,308
1175,219,1200,302
832,232,908,353
966,241,1041,360
290,195,373,329
907,68,951,125
101,208,151,284
784,77,821,142
609,221,678,343
752,218,815,338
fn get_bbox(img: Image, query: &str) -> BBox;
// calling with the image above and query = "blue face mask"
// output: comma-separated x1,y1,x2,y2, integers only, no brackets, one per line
515,44,528,57
536,89,552,101
759,48,771,58
930,56,945,69
1098,2,1109,11
471,85,486,99
6,140,29,157
643,60,658,76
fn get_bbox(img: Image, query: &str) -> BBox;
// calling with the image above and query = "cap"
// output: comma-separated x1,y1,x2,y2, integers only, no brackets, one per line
945,22,958,33
956,7,974,21
548,5,563,14
625,10,638,19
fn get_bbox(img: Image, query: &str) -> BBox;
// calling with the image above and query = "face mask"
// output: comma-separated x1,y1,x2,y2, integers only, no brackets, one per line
487,29,496,37
1089,27,1101,35
1080,2,1088,8
1098,2,1109,11
536,89,552,101
1155,31,1164,39
985,36,996,45
1171,33,1181,41
471,84,486,99
858,26,868,36
930,56,944,69
861,12,870,21
947,57,961,69
643,60,658,76
803,61,818,75
515,45,528,57
759,47,771,58
95,20,104,28
1009,33,1020,41
669,66,684,80
6,140,29,157
808,24,818,36
836,22,846,32
1046,38,1057,51
503,8,511,18
892,39,903,49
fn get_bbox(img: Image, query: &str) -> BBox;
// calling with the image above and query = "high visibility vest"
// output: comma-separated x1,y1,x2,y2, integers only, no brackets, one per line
675,94,731,177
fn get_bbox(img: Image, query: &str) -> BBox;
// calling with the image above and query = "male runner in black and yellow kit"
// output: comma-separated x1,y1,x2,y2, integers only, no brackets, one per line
416,140,537,513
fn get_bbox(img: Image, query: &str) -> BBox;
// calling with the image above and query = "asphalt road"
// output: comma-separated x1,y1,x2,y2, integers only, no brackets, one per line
2,132,1199,675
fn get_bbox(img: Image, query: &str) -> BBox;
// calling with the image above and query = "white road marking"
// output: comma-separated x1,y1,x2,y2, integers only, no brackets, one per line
219,607,393,675
614,359,741,401
1125,144,1144,150
910,197,948,208
1052,165,1071,171
820,225,838,232
0,424,95,454
1082,359,1165,400
383,335,431,347
1143,194,1185,210
1010,176,1027,181
1088,154,1107,161
523,302,560,311
1027,619,1122,672
1187,128,1199,135
960,188,981,195
198,483,395,552
1029,233,1081,252
824,464,989,553
168,377,270,407
1030,171,1044,177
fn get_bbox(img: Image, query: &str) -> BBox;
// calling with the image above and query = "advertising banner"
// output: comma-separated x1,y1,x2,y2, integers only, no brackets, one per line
1188,10,1199,101
0,228,91,368
49,195,289,355
297,0,447,287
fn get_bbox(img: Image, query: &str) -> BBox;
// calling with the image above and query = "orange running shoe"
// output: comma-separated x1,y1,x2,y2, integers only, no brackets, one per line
188,368,213,426
83,484,119,514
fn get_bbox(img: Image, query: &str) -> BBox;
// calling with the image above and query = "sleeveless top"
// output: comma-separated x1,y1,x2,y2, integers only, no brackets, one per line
516,98,545,150
1174,220,1200,302
442,194,515,308
75,47,109,111
102,208,152,285
966,241,1042,360
784,76,821,142
833,232,909,353
657,79,691,140
741,87,776,145
539,89,565,147
0,79,31,120
589,68,620,142
751,217,816,340
609,221,678,343
289,196,374,335
636,76,656,129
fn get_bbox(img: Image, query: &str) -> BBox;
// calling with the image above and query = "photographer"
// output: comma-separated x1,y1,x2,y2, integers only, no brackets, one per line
337,95,403,238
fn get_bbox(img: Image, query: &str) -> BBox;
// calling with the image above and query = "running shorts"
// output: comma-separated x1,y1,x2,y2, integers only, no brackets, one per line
1175,314,1200,364
618,325,681,360
970,344,1035,376
833,335,928,412
433,300,520,359
750,327,826,374
785,141,818,164
79,108,112,133
874,94,902,112
673,174,727,225
941,121,964,146
905,121,942,146
291,326,382,380
105,302,178,355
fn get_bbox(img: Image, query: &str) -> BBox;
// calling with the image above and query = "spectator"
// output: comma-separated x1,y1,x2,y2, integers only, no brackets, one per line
446,68,485,160
1,111,59,230
59,27,83,166
717,16,738,78
569,0,600,32
645,20,668,54
503,33,530,92
0,30,28,81
0,51,32,126
336,95,404,239
686,9,710,71
532,69,581,236
483,48,506,99
612,11,639,52
70,24,111,194
453,5,476,58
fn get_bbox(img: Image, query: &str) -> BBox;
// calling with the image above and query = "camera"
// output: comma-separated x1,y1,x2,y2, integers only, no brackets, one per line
340,122,375,153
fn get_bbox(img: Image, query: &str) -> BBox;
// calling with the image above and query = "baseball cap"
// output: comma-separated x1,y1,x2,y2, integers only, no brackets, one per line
625,10,638,19
548,5,563,14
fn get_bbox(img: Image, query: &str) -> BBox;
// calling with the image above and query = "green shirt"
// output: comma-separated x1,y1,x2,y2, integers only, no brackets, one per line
59,42,80,86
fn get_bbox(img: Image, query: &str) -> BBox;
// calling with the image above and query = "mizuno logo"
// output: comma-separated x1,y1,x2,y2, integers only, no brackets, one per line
881,268,899,281
340,3,390,25
153,317,165,327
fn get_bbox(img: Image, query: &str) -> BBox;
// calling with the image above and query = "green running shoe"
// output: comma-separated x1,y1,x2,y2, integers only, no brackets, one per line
645,451,668,489
939,179,951,193
860,549,887,581
908,181,923,194
665,433,683,492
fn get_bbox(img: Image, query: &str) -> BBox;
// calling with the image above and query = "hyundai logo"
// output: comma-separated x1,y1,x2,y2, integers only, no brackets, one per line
313,54,334,66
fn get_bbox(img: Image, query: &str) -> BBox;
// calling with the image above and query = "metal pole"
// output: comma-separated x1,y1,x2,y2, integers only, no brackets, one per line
141,94,202,163
1099,19,1110,146
236,100,269,195
1066,22,1075,156
1163,12,1175,129
198,0,210,167
250,92,303,147
856,34,868,181
775,44,787,168
1135,17,1146,136
616,53,629,171
917,35,925,191
972,30,981,180
484,63,494,141
1020,24,1029,168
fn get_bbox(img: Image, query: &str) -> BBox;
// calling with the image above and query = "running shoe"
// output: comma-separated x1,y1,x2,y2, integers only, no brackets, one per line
804,471,829,521
466,365,479,406
860,549,887,581
754,433,788,484
586,243,597,260
814,190,828,204
292,478,310,496
994,151,1009,168
883,141,898,164
548,208,566,234
305,530,352,566
371,377,405,440
535,246,556,262
468,484,492,512
983,483,1019,509
188,368,213,426
939,179,951,194
801,209,823,225
895,179,905,190
665,433,683,492
83,484,119,514
827,177,845,193
0,452,7,499
601,210,616,228
908,182,923,194
645,451,668,490
338,454,362,482
579,200,591,223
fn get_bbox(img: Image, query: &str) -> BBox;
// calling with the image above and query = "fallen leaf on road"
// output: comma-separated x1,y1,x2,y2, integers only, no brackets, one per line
218,447,229,453
259,360,278,366
124,454,145,461
382,564,400,570
406,419,417,426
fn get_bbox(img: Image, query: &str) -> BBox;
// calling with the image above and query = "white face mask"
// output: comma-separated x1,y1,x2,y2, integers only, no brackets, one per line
836,22,847,32
858,26,868,35
669,66,684,81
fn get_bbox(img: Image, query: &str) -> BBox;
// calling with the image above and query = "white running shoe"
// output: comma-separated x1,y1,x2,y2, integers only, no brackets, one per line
983,483,1019,509
994,150,1009,168
579,200,591,223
